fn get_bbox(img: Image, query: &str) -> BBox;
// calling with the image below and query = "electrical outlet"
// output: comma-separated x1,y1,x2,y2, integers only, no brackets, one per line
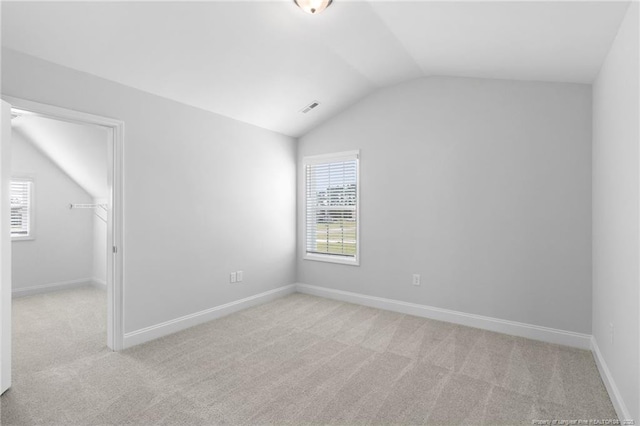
230,272,237,283
237,271,243,282
609,322,614,344
412,274,421,286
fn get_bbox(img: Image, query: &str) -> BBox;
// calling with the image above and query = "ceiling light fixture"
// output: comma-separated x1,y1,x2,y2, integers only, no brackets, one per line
294,0,333,15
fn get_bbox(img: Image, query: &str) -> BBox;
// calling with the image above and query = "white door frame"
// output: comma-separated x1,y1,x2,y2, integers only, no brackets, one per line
2,95,125,351
1,100,13,394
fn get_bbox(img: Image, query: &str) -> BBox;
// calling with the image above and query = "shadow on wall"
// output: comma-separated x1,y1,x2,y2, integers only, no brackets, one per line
11,115,108,294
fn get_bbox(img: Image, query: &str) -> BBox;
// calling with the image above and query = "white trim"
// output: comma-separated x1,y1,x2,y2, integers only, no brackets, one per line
302,150,359,165
123,284,297,349
591,336,633,423
5,96,124,129
296,283,592,349
302,150,360,266
12,278,94,298
303,252,359,266
91,278,107,289
3,95,125,351
1,100,13,394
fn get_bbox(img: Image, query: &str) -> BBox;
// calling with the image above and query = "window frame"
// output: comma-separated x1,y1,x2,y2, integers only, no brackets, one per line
303,150,360,266
10,176,35,241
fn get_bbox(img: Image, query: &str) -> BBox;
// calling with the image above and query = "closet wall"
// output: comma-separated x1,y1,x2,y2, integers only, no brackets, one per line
11,115,109,296
92,199,107,286
11,129,95,294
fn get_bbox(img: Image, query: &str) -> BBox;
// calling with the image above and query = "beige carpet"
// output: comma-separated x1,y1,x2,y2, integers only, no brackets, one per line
1,286,616,425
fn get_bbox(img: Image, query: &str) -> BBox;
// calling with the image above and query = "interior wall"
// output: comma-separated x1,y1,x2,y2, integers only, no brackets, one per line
298,76,592,334
92,197,107,286
2,48,297,333
592,2,639,421
11,130,94,291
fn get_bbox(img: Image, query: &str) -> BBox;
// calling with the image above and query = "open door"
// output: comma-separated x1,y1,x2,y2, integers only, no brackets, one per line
1,99,12,395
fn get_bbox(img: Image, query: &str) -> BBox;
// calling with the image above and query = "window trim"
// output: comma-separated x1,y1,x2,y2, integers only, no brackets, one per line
303,150,360,266
10,175,35,241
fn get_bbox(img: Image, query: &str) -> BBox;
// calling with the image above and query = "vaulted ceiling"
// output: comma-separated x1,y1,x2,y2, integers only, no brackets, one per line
1,1,630,137
12,115,109,199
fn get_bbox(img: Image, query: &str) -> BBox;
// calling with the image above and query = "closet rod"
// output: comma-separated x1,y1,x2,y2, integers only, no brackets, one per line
69,203,107,210
69,203,108,223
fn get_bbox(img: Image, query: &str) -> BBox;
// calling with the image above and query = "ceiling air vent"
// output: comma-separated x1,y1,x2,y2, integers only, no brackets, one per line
301,101,320,114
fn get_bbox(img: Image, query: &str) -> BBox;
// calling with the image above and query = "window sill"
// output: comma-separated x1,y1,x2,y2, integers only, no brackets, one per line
304,253,359,266
11,236,34,242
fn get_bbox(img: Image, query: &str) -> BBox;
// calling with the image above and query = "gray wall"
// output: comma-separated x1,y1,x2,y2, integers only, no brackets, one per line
93,198,107,285
11,130,94,290
2,48,297,333
298,76,592,334
592,2,639,421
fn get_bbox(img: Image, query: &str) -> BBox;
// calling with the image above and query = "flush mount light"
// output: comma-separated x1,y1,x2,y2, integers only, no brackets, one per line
294,0,333,15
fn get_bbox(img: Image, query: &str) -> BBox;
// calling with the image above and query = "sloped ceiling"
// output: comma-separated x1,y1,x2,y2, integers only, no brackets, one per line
1,1,630,137
11,115,109,199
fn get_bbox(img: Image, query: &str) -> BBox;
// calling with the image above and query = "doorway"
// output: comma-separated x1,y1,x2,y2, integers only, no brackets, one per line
0,97,124,394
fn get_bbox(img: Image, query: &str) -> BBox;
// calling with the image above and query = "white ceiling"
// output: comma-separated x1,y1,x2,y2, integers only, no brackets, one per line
12,115,109,199
1,1,630,137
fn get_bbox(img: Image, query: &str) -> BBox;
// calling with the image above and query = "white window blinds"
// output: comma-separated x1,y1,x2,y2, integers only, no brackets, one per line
11,179,32,238
304,152,359,263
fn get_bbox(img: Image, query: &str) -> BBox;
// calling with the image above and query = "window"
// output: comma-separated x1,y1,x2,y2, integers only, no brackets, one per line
10,178,34,240
304,151,359,265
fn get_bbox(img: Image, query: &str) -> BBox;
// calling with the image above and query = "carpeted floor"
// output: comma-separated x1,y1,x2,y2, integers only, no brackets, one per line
1,286,616,425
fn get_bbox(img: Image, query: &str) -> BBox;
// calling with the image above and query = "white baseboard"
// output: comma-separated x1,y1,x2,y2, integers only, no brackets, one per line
296,283,592,350
91,278,107,289
591,336,632,422
123,284,297,349
12,278,94,298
